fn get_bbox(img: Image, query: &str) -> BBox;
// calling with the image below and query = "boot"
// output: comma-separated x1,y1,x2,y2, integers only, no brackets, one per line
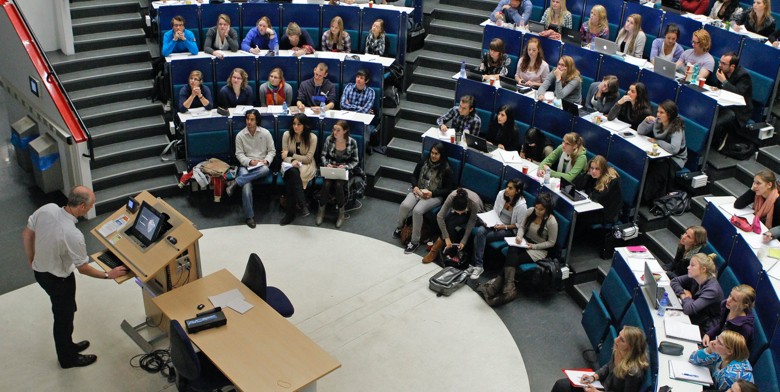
316,204,325,226
476,275,504,299
335,206,346,228
422,238,445,264
497,267,519,304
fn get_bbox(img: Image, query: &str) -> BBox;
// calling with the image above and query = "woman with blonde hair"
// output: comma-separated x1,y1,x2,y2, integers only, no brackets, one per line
551,326,649,391
217,68,254,108
735,169,780,231
365,19,386,56
537,132,587,182
664,225,707,277
671,253,725,333
703,284,756,347
574,155,622,224
615,14,646,58
689,330,754,391
537,55,582,104
676,29,715,80
322,16,351,53
204,14,238,59
540,0,572,31
580,5,609,46
734,0,776,37
515,37,550,88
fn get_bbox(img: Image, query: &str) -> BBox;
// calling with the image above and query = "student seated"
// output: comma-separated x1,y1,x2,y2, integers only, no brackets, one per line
689,331,754,391
671,253,725,334
340,69,375,114
537,55,582,105
573,155,623,226
316,120,359,229
203,14,238,59
515,38,550,88
727,379,759,392
703,284,756,348
478,38,512,81
732,0,776,37
580,5,609,46
709,0,745,23
481,193,557,306
470,179,528,280
241,16,278,54
433,188,485,259
178,70,212,113
436,95,482,135
650,23,684,64
663,225,707,278
537,132,587,182
489,0,533,27
322,16,351,53
520,127,554,163
734,169,780,231
682,0,711,15
638,100,687,204
606,82,652,130
551,326,649,392
584,75,619,114
259,67,293,107
280,22,315,57
486,105,520,151
712,52,753,151
395,142,454,255
615,14,646,58
364,19,387,56
296,63,337,112
279,114,318,226
676,29,715,81
540,0,572,36
217,68,255,109
162,15,198,57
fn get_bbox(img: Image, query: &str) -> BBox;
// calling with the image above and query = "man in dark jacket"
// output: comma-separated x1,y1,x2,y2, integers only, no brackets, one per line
712,52,753,151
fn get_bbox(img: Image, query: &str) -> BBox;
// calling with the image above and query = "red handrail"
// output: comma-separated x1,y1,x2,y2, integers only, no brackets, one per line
1,0,87,143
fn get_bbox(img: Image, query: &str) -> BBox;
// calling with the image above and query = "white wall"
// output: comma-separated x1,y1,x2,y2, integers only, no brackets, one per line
15,0,74,54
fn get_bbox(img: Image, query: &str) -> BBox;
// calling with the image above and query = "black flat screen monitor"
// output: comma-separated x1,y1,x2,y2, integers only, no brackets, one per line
126,201,167,248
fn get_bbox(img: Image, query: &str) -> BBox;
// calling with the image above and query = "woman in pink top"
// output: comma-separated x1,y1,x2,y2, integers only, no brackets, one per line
515,37,550,88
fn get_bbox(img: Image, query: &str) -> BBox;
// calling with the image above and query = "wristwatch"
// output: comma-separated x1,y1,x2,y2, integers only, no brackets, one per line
104,272,109,279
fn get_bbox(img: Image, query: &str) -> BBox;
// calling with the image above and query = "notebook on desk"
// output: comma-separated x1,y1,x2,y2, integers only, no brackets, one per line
644,262,683,310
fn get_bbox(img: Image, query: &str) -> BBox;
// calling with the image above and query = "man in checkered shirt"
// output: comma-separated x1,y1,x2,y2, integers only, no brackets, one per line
436,95,481,134
340,69,375,114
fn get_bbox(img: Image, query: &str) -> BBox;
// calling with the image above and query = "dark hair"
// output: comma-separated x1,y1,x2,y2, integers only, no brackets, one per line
460,95,476,111
663,23,680,40
356,69,370,81
171,15,185,26
722,51,739,67
452,188,470,211
291,113,313,149
732,379,758,392
330,119,350,142
493,105,516,142
487,38,506,68
245,108,261,120
524,192,553,237
428,142,449,164
526,127,544,143
659,99,684,133
505,178,524,206
631,82,651,113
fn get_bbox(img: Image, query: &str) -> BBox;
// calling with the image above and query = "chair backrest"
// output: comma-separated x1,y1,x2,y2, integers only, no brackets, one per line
582,293,611,350
281,4,322,50
341,59,384,117
753,349,779,392
423,137,465,183
322,4,361,53
524,34,562,71
620,303,642,333
700,202,737,261
583,0,624,41
749,312,769,365
755,271,780,342
300,56,342,105
677,85,717,172
159,5,200,46
214,56,259,106
455,78,496,135
740,38,780,121
361,8,404,60
597,55,639,94
258,56,300,105
241,3,282,38
568,0,586,31
599,325,617,367
242,253,268,300
548,192,575,261
638,68,679,110
459,149,504,204
703,23,743,63
717,266,739,301
171,57,215,111
321,118,365,168
623,1,664,59
169,319,202,382
601,269,633,323
726,235,762,288
607,134,646,220
496,89,535,143
575,117,610,158
184,116,231,168
482,25,523,77
532,103,574,142
612,252,640,296
200,3,241,49
701,242,726,272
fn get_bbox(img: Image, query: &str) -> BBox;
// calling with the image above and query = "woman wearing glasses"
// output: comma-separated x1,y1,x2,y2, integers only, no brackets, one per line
676,29,715,81
258,67,293,107
178,70,212,113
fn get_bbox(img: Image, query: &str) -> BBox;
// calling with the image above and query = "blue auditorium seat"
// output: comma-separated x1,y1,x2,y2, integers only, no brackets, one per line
726,236,762,288
300,57,342,106
755,272,780,344
459,149,503,204
496,89,535,141
524,34,562,71
599,326,617,367
482,25,523,77
600,269,633,323
597,55,639,95
258,56,300,106
158,5,200,48
342,60,384,120
361,8,405,59
322,4,361,53
241,3,281,38
583,0,624,41
454,78,496,136
660,12,702,52
752,349,778,392
280,4,322,50
530,0,548,22
199,3,240,49
622,1,663,60
677,85,717,173
423,137,465,182
575,117,610,158
700,202,737,261
532,103,573,143
717,266,739,300
638,68,679,111
703,24,744,63
562,43,602,103
581,293,612,351
184,117,231,168
170,57,215,113
568,0,585,31
606,134,647,221
739,38,780,121
214,56,258,106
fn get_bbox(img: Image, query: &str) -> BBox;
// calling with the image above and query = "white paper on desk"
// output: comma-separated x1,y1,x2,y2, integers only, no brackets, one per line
228,298,254,314
496,149,523,163
233,105,253,115
623,55,647,68
768,262,780,280
718,203,753,217
266,105,284,114
361,54,379,62
669,360,713,385
602,119,631,132
209,288,245,309
743,233,765,249
563,370,604,389
664,318,702,342
505,237,528,248
477,211,502,227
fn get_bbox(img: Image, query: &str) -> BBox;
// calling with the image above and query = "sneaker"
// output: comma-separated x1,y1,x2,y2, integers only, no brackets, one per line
226,181,237,197
404,242,419,254
470,266,484,280
392,228,402,239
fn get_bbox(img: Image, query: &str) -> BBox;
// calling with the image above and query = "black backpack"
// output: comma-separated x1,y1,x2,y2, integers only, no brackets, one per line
532,258,563,291
650,191,690,217
720,142,756,161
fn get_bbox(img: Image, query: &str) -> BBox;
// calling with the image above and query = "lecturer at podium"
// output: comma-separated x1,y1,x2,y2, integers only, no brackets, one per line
22,186,128,368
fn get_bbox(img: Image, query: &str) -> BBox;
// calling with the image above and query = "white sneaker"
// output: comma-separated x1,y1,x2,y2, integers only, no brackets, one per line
470,266,484,280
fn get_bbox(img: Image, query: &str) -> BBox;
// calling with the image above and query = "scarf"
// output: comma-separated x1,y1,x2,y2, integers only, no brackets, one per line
555,151,574,174
753,188,779,229
215,33,226,50
417,158,444,193
265,80,286,106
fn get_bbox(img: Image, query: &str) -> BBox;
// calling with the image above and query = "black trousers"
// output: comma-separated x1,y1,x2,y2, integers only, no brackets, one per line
551,377,584,392
319,179,347,207
444,212,470,245
642,158,678,205
713,109,740,147
34,271,78,365
283,167,306,214
504,245,535,268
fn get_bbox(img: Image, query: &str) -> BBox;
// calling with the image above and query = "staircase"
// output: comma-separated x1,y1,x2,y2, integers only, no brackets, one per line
367,0,493,202
47,0,178,215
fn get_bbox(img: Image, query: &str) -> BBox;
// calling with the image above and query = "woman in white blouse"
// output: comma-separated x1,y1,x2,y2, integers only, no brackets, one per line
615,14,647,58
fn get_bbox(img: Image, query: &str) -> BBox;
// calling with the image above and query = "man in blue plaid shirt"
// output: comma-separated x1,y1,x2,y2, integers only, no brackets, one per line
340,69,375,114
437,95,481,134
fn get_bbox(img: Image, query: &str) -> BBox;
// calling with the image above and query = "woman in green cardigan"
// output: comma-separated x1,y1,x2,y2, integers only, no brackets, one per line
536,132,587,182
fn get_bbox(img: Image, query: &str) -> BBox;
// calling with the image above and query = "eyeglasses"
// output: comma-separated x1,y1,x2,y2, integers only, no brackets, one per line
692,40,700,44
173,23,184,27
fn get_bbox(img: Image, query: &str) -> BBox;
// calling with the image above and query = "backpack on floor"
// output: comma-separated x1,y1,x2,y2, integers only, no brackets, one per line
531,258,563,291
650,191,690,217
720,142,756,161
429,267,468,297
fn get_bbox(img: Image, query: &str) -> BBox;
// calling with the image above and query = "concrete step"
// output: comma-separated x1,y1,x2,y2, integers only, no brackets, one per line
668,212,702,237
757,145,780,174
88,115,167,147
571,281,600,309
644,229,678,266
72,12,143,35
369,176,408,204
691,195,710,218
70,0,139,19
94,174,180,215
91,135,169,168
638,205,668,233
406,83,454,108
433,5,491,26
706,150,740,181
49,45,151,74
394,118,432,141
91,155,177,192
440,0,496,12
398,101,448,125
74,28,147,52
713,177,748,198
79,98,163,128
387,137,422,162
59,62,153,91
365,151,417,180
734,159,768,187
411,66,459,90
416,49,481,75
425,34,483,59
428,19,485,42
70,80,152,110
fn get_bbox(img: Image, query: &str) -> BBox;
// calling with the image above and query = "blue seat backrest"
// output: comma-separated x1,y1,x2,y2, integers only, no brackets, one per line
599,326,617,367
568,0,585,31
460,149,503,204
258,56,300,105
631,288,656,340
281,4,322,50
598,55,640,93
496,89,535,143
503,165,541,203
717,266,739,299
322,4,361,53
583,0,624,41
532,103,574,141
740,38,780,121
620,303,643,332
184,117,231,167
601,269,633,323
455,78,496,135
753,349,778,392
701,242,726,272
200,3,241,49
214,56,258,106
612,252,640,296
575,117,610,158
361,8,403,59
727,236,762,287
525,34,562,70
678,85,717,171
320,118,365,169
342,60,384,116
483,25,523,76
623,1,663,59
755,272,780,342
613,165,639,222
544,192,574,259
749,313,769,365
422,136,465,183
700,202,737,260
530,0,548,22
300,57,342,104
660,12,702,52
562,44,602,101
241,3,282,38
703,24,743,63
607,135,646,219
171,57,215,111
159,5,200,46
638,68,679,108
582,294,611,349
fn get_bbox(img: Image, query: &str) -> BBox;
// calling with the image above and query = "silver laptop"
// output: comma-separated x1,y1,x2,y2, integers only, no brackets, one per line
320,167,349,181
644,262,683,310
592,37,618,55
653,57,677,79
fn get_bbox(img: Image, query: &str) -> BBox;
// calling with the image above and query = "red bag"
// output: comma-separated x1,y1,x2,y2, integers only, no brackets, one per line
730,215,752,232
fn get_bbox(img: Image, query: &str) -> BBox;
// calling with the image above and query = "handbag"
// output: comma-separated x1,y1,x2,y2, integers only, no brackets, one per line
730,215,752,232
612,222,639,240
441,246,469,269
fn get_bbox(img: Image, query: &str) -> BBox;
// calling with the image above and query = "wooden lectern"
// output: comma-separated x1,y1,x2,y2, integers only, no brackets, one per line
90,190,202,352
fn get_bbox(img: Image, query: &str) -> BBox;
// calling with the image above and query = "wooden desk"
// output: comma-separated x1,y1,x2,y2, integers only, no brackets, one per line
153,269,341,392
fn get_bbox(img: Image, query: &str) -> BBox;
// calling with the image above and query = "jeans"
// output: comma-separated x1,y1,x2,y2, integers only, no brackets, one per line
236,165,270,219
395,192,442,244
35,271,78,365
472,226,513,267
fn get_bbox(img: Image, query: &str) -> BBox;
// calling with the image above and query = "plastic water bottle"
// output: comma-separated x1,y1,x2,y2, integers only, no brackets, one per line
273,42,279,56
282,101,289,115
461,126,470,147
658,292,670,316
319,101,326,120
460,61,466,79
543,167,551,185
691,64,700,84
271,35,279,56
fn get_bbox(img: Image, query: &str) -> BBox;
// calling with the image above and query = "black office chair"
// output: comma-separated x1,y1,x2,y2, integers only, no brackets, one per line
169,320,233,392
241,253,295,318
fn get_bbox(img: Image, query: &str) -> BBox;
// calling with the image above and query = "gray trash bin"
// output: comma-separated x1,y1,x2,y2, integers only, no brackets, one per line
29,134,63,193
10,116,39,172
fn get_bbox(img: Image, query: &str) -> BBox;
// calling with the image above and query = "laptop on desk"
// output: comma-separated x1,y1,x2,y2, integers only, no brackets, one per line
561,99,594,117
644,262,684,310
661,0,683,13
528,20,546,34
466,69,484,82
560,178,588,202
561,27,582,46
320,167,349,181
464,133,497,153
653,57,678,79
593,37,619,56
